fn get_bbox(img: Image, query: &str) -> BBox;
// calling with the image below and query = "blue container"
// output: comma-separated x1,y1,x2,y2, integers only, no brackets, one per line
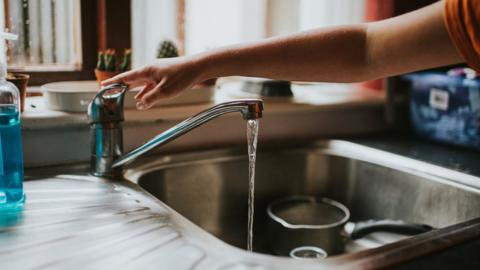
0,78,24,210
0,105,24,207
405,68,480,150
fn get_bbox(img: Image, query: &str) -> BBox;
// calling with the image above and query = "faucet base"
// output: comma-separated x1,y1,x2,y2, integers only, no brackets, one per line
90,124,124,179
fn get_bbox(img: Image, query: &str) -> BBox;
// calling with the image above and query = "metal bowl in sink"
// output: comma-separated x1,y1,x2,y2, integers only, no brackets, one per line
267,195,432,258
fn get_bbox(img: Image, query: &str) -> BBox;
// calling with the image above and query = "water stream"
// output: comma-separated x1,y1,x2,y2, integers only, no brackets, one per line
246,119,259,252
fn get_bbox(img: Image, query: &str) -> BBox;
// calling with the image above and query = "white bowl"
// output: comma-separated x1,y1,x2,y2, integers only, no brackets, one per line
42,81,214,113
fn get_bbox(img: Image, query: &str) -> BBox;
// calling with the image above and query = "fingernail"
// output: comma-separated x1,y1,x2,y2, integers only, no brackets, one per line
136,101,147,110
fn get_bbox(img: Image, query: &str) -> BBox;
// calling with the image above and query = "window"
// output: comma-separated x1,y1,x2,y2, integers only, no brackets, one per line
1,0,99,85
2,0,371,84
131,0,367,67
3,0,82,71
131,0,179,68
184,0,267,54
296,0,365,30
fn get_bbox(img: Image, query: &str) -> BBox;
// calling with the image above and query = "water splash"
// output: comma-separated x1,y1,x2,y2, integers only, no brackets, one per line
246,119,259,252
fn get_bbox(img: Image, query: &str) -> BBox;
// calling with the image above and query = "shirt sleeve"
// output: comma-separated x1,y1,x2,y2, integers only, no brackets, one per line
444,0,480,72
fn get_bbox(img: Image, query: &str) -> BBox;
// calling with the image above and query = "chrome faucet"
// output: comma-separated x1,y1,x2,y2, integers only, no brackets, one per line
88,83,264,178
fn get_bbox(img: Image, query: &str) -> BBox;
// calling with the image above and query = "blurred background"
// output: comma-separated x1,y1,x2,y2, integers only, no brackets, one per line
0,0,436,85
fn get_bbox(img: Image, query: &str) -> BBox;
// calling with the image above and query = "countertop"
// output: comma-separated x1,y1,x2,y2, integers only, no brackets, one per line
353,135,480,178
1,169,323,270
1,175,207,269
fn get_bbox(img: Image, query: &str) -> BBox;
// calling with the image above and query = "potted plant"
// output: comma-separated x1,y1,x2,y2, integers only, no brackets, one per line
156,40,179,59
6,72,29,112
94,49,131,84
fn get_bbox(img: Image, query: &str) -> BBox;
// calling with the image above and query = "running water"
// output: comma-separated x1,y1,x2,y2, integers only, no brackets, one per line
246,119,259,252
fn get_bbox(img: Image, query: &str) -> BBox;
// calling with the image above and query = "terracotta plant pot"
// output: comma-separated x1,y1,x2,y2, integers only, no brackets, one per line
94,69,121,85
7,73,30,112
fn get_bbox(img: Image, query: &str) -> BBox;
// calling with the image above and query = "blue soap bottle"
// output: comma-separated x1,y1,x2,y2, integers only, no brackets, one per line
0,51,24,209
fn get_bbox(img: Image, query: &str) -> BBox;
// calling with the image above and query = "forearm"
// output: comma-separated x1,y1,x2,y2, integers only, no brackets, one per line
366,1,462,79
197,25,371,83
196,1,462,84
103,1,465,109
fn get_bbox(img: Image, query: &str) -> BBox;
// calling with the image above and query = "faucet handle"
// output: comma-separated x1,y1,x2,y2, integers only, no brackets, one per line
88,83,129,124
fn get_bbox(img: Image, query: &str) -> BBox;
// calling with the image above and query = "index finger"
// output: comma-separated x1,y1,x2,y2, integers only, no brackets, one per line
101,68,148,87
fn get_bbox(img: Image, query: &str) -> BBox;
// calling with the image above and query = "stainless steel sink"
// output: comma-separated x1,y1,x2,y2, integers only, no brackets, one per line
125,140,480,259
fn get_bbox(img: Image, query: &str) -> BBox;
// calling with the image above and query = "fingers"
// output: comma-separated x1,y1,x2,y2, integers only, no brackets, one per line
134,81,156,100
137,82,175,110
134,82,156,110
101,68,150,88
100,60,192,110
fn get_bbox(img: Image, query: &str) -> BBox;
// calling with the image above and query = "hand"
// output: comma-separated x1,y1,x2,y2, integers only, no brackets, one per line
101,56,203,110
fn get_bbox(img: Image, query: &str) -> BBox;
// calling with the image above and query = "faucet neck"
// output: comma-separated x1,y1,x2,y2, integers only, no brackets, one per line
111,99,264,168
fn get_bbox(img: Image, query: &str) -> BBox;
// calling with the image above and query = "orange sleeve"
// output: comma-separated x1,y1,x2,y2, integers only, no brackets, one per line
444,0,480,72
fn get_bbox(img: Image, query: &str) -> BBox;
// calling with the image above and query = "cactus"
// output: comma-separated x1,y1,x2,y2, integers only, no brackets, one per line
104,49,117,72
96,48,131,72
157,40,179,58
96,51,106,71
120,49,131,72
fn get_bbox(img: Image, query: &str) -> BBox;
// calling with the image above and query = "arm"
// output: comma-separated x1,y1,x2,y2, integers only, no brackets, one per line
103,1,463,109
200,1,461,82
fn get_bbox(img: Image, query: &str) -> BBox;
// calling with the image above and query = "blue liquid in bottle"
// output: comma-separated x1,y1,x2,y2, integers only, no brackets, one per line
0,105,24,209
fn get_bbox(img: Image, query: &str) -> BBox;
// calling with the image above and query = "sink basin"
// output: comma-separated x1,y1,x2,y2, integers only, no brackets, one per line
126,141,480,257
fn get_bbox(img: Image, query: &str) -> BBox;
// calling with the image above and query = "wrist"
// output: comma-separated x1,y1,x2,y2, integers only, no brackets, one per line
191,52,217,83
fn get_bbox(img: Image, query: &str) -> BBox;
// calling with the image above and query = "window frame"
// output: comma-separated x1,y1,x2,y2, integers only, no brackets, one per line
4,0,99,85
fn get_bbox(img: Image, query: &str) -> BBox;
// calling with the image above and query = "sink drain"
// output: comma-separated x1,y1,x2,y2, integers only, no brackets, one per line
289,246,328,260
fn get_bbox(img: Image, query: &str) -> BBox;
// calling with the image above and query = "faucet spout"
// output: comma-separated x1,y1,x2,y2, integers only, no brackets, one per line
88,83,264,178
112,99,263,168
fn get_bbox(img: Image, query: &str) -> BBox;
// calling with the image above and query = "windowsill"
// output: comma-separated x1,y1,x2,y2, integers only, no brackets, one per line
22,95,216,129
22,82,385,130
9,64,81,72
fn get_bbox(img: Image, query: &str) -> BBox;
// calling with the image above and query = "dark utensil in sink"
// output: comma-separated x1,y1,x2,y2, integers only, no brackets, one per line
267,196,433,258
